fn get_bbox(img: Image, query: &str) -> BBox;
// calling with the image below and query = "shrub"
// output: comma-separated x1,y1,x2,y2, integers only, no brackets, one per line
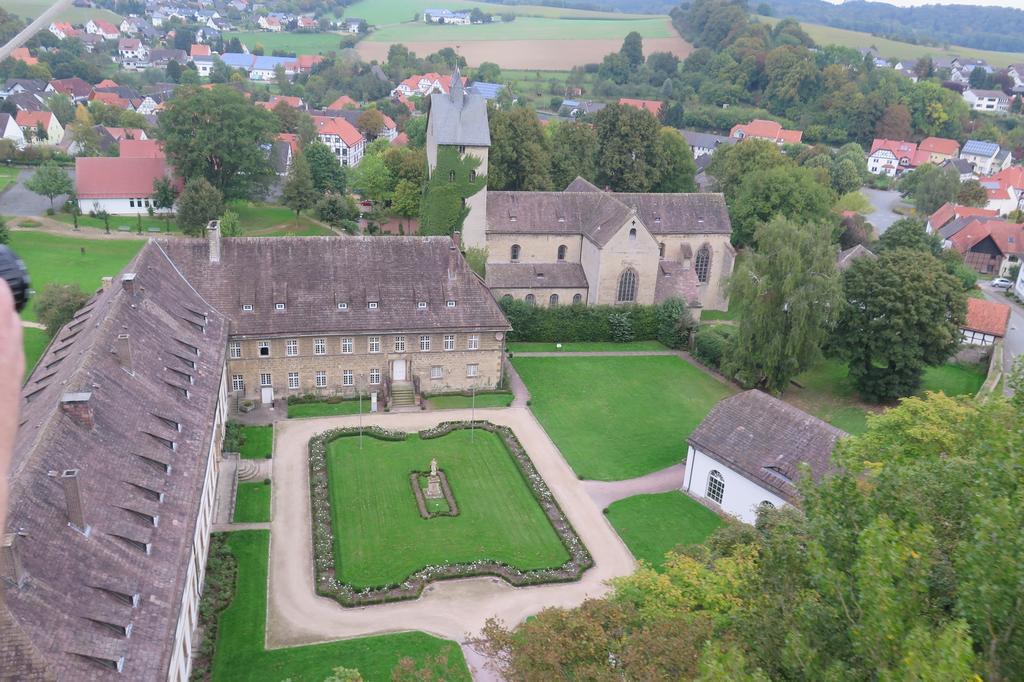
223,421,244,453
693,324,734,369
35,283,89,337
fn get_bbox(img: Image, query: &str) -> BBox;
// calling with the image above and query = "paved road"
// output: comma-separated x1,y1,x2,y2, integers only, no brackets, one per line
861,187,911,235
981,282,1023,396
0,168,75,216
0,0,73,60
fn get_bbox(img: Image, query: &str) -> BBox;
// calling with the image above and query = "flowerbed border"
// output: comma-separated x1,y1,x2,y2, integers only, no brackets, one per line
409,470,459,518
307,421,594,607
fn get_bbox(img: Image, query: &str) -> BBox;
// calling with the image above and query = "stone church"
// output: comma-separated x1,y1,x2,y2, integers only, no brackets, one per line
426,69,735,313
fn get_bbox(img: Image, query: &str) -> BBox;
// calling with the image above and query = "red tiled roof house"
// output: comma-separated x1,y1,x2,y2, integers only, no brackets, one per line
312,114,365,167
960,297,1011,346
947,219,1024,276
15,110,63,145
75,146,177,214
730,119,802,145
868,138,918,177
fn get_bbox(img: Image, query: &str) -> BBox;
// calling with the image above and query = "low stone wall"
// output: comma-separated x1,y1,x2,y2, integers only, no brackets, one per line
307,422,593,607
409,470,459,518
977,339,1004,401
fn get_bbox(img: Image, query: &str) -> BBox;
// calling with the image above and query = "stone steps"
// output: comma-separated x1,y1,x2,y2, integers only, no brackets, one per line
237,459,269,481
391,381,417,407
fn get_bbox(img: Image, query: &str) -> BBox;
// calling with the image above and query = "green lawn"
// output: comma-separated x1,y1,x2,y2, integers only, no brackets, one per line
227,200,335,236
0,167,19,192
756,13,1024,67
512,356,735,480
21,327,50,381
239,425,274,459
606,492,724,570
9,232,143,321
210,531,470,681
427,392,514,409
224,31,350,56
234,482,271,523
367,16,672,42
53,213,178,233
287,399,365,418
327,430,569,589
921,361,987,397
508,340,667,352
347,0,652,25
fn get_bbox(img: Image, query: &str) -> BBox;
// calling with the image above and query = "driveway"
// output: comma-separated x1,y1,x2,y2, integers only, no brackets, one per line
0,167,75,216
861,187,910,235
980,283,1023,396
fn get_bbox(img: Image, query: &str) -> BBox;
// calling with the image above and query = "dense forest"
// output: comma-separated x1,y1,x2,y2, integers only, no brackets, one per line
762,0,1024,54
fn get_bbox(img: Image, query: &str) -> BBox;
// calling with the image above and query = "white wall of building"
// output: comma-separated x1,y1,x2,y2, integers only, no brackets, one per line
682,445,787,524
79,197,174,216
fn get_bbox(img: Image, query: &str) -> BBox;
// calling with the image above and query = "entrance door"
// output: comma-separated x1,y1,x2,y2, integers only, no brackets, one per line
393,359,407,381
260,386,274,404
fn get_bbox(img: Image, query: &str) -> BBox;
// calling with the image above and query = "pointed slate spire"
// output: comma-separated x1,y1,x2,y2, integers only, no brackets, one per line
449,64,464,108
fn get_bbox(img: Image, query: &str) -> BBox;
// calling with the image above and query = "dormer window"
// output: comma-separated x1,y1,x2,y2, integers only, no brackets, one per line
446,300,456,308
337,302,348,310
275,303,285,310
368,302,378,309
242,304,253,311
417,301,427,309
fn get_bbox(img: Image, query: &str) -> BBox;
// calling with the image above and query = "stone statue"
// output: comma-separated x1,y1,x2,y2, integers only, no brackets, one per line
430,458,438,477
426,458,442,499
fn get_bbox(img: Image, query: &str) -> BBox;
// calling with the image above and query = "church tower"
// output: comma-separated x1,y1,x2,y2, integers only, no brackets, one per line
425,66,490,249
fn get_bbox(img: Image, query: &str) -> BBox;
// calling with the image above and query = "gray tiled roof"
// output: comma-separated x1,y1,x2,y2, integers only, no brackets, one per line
159,236,510,336
485,262,588,289
427,69,490,147
654,260,701,306
688,390,845,504
836,244,876,271
487,179,731,246
938,215,1002,241
4,243,229,678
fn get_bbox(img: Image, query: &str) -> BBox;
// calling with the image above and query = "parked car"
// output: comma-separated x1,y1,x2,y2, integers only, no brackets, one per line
991,277,1013,289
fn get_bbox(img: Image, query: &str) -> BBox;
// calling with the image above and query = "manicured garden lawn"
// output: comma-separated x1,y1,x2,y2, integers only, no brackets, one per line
9,232,143,321
287,399,365,418
239,425,273,459
507,340,667,352
606,492,724,570
234,482,271,523
427,392,514,409
922,361,987,397
327,430,569,589
22,327,50,381
512,356,736,480
210,531,469,681
53,213,177,233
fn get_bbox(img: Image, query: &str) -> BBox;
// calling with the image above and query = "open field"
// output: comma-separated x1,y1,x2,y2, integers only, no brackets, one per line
9,231,142,321
234,482,271,523
22,327,49,381
356,35,691,69
210,531,470,681
327,430,569,589
512,355,735,481
5,0,121,25
367,16,672,42
224,31,348,55
606,492,724,570
756,14,1024,67
347,0,654,25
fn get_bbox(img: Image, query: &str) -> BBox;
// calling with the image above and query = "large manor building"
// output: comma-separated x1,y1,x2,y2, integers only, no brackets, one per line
427,70,735,313
1,229,508,679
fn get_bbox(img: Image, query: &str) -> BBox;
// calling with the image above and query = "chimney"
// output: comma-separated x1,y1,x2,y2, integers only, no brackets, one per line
451,231,461,250
0,533,26,587
101,276,113,290
61,469,89,535
207,220,221,264
121,272,137,297
60,392,94,429
116,333,133,373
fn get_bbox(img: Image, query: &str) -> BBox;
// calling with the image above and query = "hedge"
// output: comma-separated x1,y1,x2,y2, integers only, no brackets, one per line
499,297,695,348
693,324,734,370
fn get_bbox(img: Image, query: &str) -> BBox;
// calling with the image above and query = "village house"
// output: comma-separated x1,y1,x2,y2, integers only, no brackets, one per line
47,21,77,40
331,108,398,142
148,48,189,69
312,114,365,167
15,110,63,145
617,98,662,117
75,139,176,214
980,166,1024,214
918,136,960,164
960,297,1011,347
85,18,120,40
960,139,1012,176
941,157,977,181
423,8,472,24
257,15,282,31
946,219,1024,276
682,390,845,524
426,70,734,312
730,119,802,145
47,76,93,104
867,138,918,177
189,43,211,60
926,202,999,234
0,112,26,149
836,244,876,272
10,47,38,67
118,38,150,69
679,130,737,159
340,18,365,34
391,72,466,98
219,53,298,81
328,94,358,110
963,88,1010,114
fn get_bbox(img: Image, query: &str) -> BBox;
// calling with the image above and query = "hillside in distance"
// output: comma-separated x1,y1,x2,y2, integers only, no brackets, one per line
762,0,1024,53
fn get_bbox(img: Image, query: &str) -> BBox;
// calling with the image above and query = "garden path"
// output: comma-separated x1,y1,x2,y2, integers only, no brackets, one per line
264,407,636,664
582,463,686,511
502,357,530,407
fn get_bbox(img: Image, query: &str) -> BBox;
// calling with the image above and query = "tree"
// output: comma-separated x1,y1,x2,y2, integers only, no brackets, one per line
157,85,277,199
620,31,645,69
475,61,501,82
957,178,988,207
303,142,346,194
547,121,598,189
219,208,242,237
730,166,836,248
45,93,74,126
652,128,697,193
151,177,179,230
404,116,427,148
67,104,100,156
723,218,842,392
281,154,318,224
839,214,873,249
355,109,385,140
875,104,912,141
165,59,182,83
176,177,224,236
898,163,960,215
25,161,72,208
488,106,552,191
316,193,359,233
706,138,791,200
36,283,89,337
593,104,661,192
1008,355,1024,408
391,179,421,218
877,217,941,255
350,154,394,206
834,249,966,402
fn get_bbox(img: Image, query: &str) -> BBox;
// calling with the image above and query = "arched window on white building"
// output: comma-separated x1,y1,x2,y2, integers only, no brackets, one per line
706,470,725,504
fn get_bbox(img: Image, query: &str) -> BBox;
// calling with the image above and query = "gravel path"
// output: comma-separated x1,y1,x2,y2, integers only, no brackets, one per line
583,463,686,510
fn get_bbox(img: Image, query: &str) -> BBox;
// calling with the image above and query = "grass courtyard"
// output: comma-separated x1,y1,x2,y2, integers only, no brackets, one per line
9,232,143,321
606,492,724,570
238,425,273,459
326,430,569,589
234,482,271,523
426,392,514,409
287,399,365,418
512,356,735,481
210,531,469,681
